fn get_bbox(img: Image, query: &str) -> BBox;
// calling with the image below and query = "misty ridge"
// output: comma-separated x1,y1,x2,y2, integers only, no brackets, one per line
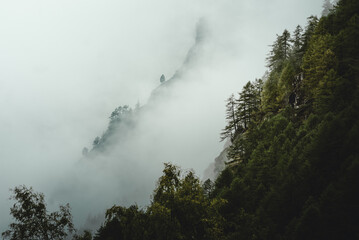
2,0,254,231
84,19,226,181
85,18,211,158
3,0,359,239
50,18,229,231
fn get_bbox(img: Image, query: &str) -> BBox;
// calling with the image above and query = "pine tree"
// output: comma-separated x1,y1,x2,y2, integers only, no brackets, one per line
291,25,304,69
267,30,291,71
221,94,239,141
236,82,257,129
301,34,336,103
302,16,319,52
261,72,281,114
253,78,263,118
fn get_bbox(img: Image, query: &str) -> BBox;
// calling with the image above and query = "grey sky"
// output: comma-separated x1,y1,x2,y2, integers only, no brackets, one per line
0,0,323,232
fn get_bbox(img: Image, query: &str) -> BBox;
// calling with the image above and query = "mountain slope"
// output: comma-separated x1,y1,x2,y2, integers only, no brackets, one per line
90,1,359,239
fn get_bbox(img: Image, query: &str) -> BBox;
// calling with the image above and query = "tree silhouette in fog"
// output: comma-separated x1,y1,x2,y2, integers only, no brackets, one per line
2,185,74,240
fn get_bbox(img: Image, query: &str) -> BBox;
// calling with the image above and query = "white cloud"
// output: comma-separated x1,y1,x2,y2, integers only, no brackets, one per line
0,0,322,231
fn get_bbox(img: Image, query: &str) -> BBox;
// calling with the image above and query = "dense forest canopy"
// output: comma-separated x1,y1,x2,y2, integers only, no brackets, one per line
2,0,358,239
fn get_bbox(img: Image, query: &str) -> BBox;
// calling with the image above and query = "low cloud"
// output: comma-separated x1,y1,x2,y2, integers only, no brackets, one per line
0,0,322,232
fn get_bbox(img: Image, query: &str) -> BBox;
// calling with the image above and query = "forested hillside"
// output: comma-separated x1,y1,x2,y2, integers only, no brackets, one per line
2,0,358,239
213,0,359,237
89,0,359,239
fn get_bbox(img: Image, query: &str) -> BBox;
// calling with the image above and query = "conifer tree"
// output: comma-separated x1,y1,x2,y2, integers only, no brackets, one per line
302,16,319,52
221,94,239,141
267,29,291,71
291,25,304,69
236,82,256,129
301,34,336,103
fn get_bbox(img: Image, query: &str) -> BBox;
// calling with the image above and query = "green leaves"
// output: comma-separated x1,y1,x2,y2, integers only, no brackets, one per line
221,79,263,146
84,1,359,239
150,164,224,240
302,34,337,99
267,29,292,71
95,164,225,240
214,2,359,239
2,185,74,240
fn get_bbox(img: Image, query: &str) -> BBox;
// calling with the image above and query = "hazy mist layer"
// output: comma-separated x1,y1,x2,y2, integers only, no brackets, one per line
0,0,322,232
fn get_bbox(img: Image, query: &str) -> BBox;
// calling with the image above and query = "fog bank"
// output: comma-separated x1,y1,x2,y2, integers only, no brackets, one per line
0,0,322,232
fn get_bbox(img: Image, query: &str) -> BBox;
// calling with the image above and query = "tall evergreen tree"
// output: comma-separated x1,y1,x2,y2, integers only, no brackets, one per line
267,29,291,71
301,34,337,104
302,16,319,52
236,82,254,129
236,81,262,129
221,94,239,141
291,25,304,69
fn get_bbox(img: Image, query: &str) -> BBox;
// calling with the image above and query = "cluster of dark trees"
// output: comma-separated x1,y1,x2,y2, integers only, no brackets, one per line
3,0,358,239
215,0,359,238
92,163,224,240
88,73,167,155
87,105,135,155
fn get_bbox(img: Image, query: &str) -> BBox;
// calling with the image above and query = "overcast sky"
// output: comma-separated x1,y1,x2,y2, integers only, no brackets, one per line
0,0,323,232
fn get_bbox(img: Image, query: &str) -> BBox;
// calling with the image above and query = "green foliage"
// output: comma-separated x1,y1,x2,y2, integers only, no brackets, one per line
148,164,225,240
214,1,359,239
94,205,147,240
221,94,240,141
222,79,263,143
261,71,281,113
91,1,359,239
2,185,74,240
236,81,261,129
290,25,304,69
95,164,225,240
278,61,296,104
267,29,291,71
302,34,337,101
302,16,319,52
